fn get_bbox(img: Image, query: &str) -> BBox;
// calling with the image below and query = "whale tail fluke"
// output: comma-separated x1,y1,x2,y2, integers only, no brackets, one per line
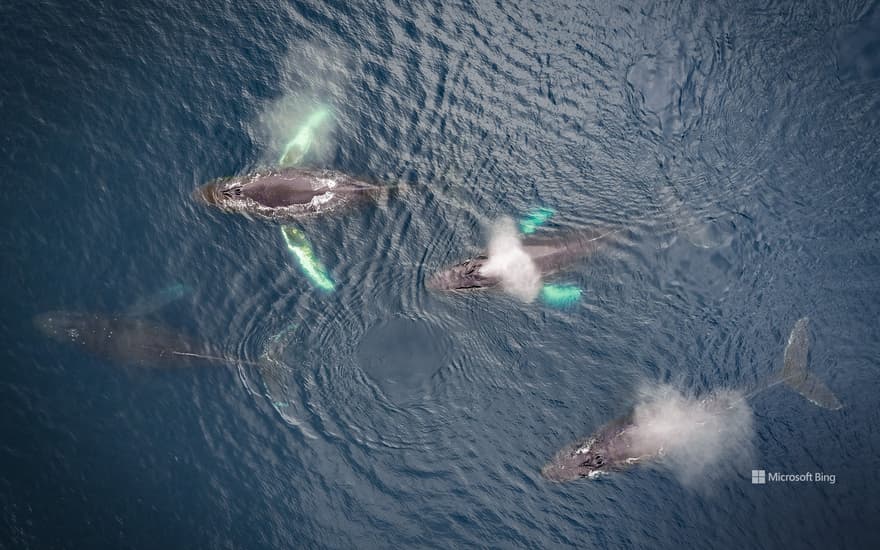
781,317,843,410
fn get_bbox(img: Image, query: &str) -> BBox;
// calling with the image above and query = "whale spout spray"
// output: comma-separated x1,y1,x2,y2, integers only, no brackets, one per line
541,317,842,482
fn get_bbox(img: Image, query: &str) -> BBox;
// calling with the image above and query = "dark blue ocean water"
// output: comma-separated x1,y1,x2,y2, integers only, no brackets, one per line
3,0,880,548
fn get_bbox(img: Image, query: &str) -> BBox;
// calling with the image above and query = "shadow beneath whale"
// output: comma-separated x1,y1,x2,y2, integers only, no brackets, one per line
356,316,451,404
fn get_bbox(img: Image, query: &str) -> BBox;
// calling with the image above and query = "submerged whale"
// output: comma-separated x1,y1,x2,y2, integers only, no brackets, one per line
541,317,842,482
34,311,237,368
427,228,616,292
194,168,393,220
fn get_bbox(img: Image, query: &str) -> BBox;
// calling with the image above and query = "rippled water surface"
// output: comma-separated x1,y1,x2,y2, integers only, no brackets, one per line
3,0,880,547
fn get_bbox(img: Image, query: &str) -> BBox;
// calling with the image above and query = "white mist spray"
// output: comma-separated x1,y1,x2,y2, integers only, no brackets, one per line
629,385,754,485
480,217,542,302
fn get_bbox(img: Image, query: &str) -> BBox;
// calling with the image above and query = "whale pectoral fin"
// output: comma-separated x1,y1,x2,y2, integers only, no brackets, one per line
520,207,556,235
279,131,312,167
124,283,191,317
304,107,332,128
278,107,334,168
540,284,582,307
280,225,335,292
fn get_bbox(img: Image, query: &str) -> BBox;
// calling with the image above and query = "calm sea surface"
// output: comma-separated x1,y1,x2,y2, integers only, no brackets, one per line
2,0,880,548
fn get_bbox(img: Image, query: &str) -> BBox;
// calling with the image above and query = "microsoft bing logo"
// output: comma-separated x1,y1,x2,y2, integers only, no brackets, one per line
751,470,766,484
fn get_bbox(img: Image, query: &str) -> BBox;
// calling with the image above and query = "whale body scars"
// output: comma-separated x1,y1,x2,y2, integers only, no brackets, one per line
194,168,388,220
541,412,642,482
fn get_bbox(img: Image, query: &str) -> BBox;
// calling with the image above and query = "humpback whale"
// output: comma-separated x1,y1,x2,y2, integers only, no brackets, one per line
541,317,842,482
427,228,616,292
34,311,242,368
194,168,393,220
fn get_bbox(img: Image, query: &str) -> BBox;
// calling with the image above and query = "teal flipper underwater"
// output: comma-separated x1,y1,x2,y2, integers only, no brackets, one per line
276,107,335,291
279,107,333,167
541,284,582,306
280,226,335,292
520,207,555,234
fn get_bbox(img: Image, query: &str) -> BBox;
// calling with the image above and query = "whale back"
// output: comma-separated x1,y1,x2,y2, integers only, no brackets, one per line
242,169,375,207
523,228,616,275
195,168,384,219
34,311,207,367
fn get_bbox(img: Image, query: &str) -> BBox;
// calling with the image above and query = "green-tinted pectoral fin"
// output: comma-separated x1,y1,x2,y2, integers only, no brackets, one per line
279,107,333,167
540,284,583,307
520,207,556,235
281,226,335,292
277,108,335,291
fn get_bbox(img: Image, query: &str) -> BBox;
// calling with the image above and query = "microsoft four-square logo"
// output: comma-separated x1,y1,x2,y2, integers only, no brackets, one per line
751,470,766,484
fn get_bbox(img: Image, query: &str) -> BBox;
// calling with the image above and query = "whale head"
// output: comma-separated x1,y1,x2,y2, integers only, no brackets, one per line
192,175,249,209
541,438,612,482
33,311,95,344
426,256,501,291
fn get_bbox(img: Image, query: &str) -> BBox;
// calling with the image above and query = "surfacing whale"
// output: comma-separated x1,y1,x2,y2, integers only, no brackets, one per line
541,317,842,482
194,168,393,220
427,228,617,292
34,311,247,368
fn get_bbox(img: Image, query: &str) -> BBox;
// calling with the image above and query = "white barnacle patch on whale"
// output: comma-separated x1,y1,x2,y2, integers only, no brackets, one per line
308,191,336,208
575,438,596,455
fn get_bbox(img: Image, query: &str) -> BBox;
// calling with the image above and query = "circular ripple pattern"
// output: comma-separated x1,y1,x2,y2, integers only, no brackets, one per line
3,0,880,548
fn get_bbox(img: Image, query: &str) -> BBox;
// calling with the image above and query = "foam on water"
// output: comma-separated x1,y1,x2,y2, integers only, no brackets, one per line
480,217,542,302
